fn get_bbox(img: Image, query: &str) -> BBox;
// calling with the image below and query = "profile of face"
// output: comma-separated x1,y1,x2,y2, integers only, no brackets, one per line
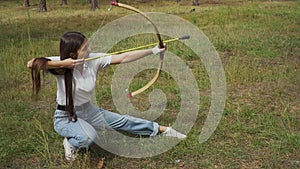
77,40,91,59
60,32,88,61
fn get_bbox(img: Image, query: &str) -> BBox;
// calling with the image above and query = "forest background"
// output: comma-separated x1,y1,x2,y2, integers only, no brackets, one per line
0,0,299,168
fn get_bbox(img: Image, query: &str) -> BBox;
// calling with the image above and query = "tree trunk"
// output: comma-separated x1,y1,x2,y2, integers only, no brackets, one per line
193,0,199,6
90,0,98,11
24,0,30,7
39,0,47,12
61,0,67,5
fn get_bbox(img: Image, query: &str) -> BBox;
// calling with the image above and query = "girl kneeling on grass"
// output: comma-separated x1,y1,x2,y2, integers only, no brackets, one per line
27,31,186,161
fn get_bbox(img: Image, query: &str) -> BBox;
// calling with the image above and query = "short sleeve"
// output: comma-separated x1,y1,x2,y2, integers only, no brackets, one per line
88,53,112,71
46,56,60,61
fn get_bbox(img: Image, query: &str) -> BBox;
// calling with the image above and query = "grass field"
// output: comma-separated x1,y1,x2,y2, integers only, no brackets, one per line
0,0,299,168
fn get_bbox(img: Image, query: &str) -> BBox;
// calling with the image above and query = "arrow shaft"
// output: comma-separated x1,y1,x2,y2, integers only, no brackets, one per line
85,36,189,61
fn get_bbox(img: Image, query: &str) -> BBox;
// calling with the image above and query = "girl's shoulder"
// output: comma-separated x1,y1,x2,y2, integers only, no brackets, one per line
88,53,105,57
46,56,60,61
88,53,112,68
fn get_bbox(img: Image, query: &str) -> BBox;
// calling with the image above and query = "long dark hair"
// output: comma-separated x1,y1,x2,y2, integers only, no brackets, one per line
31,32,86,122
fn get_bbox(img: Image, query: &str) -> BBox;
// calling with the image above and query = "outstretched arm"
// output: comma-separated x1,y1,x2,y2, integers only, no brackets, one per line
110,45,165,65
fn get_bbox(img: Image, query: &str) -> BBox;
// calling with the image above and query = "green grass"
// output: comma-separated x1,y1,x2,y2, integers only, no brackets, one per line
1,0,299,168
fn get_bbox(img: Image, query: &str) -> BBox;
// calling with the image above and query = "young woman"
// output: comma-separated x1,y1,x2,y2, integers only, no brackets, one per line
27,32,186,161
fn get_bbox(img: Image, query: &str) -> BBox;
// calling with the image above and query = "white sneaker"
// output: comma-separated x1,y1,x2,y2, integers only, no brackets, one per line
161,127,187,139
63,138,77,161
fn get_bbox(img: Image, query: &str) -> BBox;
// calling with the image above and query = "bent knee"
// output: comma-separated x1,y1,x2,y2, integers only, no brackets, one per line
71,135,93,148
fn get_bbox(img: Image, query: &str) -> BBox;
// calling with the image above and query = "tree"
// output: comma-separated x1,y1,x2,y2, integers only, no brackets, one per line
24,0,30,7
90,0,99,11
61,0,67,5
39,0,47,12
193,0,199,6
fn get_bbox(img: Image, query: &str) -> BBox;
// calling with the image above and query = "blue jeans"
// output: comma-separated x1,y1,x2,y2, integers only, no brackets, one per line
53,102,159,148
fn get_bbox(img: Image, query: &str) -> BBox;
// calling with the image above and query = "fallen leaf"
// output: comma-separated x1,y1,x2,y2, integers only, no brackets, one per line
175,159,185,168
97,157,105,169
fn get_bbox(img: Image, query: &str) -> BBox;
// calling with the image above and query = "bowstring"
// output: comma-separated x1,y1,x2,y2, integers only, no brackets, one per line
90,2,113,106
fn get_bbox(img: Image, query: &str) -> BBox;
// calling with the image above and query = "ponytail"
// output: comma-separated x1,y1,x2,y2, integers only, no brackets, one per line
30,57,77,122
64,69,76,121
31,57,51,96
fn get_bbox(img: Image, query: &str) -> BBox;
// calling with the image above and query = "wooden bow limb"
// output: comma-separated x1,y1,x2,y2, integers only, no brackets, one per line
111,1,165,97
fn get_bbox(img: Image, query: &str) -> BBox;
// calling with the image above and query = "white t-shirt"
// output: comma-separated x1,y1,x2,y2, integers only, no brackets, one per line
48,53,111,106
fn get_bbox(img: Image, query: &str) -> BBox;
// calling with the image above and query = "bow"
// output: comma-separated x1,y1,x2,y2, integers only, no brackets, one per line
111,1,164,97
